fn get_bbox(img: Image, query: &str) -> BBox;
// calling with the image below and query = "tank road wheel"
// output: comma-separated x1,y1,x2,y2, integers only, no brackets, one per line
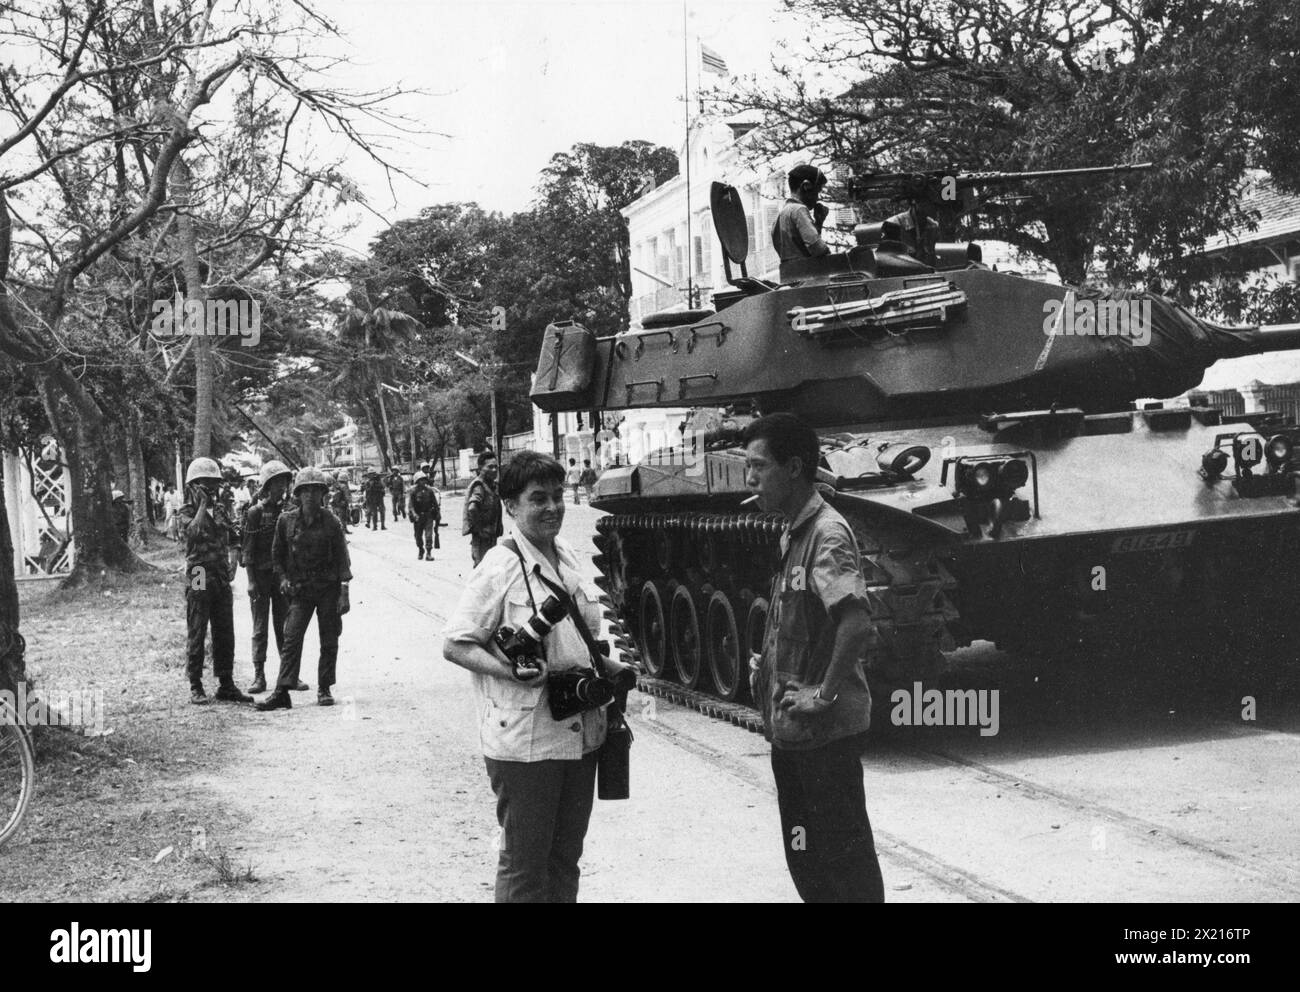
705,590,744,701
637,581,670,678
745,597,769,658
669,585,705,689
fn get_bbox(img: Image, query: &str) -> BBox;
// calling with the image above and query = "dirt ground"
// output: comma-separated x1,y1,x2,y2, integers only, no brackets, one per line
7,499,1298,903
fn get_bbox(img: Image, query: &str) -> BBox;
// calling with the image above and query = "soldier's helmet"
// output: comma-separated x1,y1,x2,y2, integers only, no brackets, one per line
185,457,222,486
413,471,427,483
111,489,127,501
258,460,293,487
293,466,331,494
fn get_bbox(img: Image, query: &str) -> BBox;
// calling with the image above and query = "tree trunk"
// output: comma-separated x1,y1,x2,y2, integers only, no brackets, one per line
39,375,148,585
376,385,395,471
175,158,214,458
126,409,150,549
0,459,26,697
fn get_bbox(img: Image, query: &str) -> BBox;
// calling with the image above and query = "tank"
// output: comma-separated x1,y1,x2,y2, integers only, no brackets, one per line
531,173,1300,708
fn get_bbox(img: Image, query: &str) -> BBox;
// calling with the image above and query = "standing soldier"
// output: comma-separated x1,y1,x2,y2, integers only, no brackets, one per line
179,458,253,705
409,471,439,560
240,460,305,695
388,467,405,521
329,469,352,534
363,469,387,530
464,450,503,567
257,467,352,711
579,460,599,503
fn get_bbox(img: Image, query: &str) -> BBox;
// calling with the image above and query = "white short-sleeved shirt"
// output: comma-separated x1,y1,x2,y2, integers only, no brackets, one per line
442,526,607,761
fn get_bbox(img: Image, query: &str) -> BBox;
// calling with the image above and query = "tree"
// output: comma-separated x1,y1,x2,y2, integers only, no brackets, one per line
725,0,1300,286
0,0,414,582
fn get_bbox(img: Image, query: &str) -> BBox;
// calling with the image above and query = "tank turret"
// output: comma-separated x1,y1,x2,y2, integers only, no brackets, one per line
537,165,1300,719
533,176,1300,427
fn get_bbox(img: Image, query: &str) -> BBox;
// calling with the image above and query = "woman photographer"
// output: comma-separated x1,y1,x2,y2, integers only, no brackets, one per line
442,450,634,902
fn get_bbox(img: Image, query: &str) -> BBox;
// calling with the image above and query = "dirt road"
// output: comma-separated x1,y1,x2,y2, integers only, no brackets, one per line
182,499,1300,902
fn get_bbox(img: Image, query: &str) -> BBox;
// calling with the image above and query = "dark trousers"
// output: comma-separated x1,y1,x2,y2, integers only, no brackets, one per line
391,494,404,519
770,732,885,903
248,568,286,669
365,501,385,528
414,514,436,554
484,753,598,903
275,583,342,691
185,569,235,686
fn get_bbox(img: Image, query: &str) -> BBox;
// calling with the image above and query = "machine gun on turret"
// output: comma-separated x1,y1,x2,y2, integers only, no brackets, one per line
847,162,1154,266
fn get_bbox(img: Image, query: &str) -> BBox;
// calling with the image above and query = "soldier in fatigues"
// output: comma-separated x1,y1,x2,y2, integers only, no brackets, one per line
257,467,352,711
179,458,253,705
465,451,503,567
241,460,307,695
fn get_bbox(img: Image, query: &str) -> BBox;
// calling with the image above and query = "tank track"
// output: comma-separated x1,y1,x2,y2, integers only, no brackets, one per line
593,509,962,705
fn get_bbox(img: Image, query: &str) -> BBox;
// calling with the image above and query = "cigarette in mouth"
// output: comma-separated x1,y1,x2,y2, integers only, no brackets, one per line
741,494,759,505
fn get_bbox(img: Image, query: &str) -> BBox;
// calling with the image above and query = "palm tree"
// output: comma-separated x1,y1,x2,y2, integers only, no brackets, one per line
331,306,424,470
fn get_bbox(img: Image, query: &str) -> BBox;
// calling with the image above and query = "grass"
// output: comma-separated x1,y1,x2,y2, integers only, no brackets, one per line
0,537,260,901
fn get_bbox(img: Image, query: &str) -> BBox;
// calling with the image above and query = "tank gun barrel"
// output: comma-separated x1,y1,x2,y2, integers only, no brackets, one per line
1237,322,1300,354
848,162,1153,200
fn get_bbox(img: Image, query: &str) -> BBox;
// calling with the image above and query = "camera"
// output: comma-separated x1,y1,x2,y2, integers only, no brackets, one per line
547,665,636,721
493,595,565,680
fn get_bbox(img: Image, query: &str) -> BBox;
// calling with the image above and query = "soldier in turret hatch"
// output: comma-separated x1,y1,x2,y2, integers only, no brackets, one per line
772,164,831,263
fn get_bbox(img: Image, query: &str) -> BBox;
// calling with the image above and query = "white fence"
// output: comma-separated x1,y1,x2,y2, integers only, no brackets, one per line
3,441,74,579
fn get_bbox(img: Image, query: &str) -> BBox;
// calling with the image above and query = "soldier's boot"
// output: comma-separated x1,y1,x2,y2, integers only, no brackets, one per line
318,686,334,707
247,665,267,695
190,683,209,705
215,680,253,703
292,679,310,691
255,689,292,711
418,547,424,560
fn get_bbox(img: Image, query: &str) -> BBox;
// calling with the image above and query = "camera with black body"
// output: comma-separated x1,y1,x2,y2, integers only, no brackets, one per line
492,595,566,680
547,664,636,721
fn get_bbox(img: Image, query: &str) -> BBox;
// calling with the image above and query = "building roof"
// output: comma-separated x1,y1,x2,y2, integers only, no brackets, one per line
1203,174,1300,254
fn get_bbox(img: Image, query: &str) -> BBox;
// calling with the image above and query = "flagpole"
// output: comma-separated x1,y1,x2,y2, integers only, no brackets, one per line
683,0,693,308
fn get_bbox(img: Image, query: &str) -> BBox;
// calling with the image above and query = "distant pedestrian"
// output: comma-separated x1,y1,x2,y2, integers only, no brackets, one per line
179,458,252,706
743,412,885,903
464,451,503,567
163,484,181,541
257,467,352,711
409,471,440,560
388,468,406,520
579,460,598,503
566,458,581,504
329,470,352,534
363,470,387,530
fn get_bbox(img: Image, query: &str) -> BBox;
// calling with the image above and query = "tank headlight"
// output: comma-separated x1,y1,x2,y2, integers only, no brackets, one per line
998,459,1029,490
1266,434,1293,470
956,457,1027,497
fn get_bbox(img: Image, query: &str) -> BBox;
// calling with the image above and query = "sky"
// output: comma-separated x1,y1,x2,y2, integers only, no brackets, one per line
307,0,811,251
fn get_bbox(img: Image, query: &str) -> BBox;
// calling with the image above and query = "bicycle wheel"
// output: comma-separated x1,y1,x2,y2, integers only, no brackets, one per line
0,712,35,848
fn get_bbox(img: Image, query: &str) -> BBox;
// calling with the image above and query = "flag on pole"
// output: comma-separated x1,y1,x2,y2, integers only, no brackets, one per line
700,44,728,76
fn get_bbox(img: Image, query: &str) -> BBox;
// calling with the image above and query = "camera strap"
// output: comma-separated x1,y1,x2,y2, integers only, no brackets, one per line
501,538,546,664
501,539,624,716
